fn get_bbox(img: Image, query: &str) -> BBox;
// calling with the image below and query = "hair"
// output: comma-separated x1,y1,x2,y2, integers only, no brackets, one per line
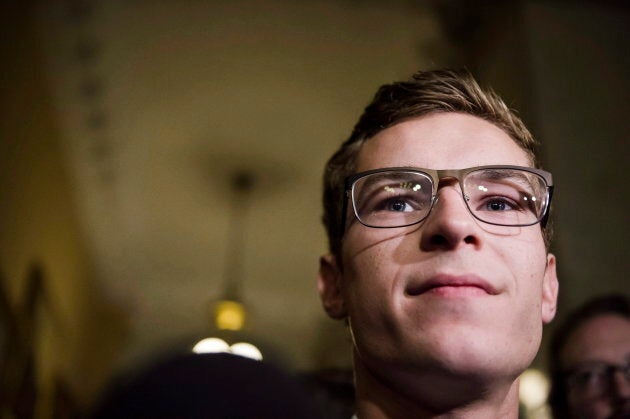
547,293,630,419
322,68,549,257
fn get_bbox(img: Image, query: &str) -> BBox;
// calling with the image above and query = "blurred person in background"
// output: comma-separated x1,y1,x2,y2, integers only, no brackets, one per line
548,294,630,419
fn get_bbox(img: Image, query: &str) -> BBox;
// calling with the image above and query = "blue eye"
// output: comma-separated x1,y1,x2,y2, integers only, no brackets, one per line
387,199,409,212
485,200,514,211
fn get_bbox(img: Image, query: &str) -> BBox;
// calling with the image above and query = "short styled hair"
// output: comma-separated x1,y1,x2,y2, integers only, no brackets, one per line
322,68,548,257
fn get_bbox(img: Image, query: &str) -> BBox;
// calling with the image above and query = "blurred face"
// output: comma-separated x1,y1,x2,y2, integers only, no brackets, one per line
318,113,558,394
562,314,630,419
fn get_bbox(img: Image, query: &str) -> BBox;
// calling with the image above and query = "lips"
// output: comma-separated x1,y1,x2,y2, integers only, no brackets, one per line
406,274,499,296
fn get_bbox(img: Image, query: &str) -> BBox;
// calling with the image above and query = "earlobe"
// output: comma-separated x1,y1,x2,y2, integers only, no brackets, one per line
541,253,559,324
317,254,347,320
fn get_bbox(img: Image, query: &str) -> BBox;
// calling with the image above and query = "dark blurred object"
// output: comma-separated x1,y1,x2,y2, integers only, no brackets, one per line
548,293,630,419
1,265,76,418
0,267,39,419
299,368,355,419
91,352,321,419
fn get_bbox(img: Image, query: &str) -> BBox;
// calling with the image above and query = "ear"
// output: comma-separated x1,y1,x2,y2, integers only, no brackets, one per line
541,253,559,324
317,253,347,320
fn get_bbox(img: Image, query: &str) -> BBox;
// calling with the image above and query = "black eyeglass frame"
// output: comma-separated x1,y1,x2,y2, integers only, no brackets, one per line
341,164,554,233
563,360,630,392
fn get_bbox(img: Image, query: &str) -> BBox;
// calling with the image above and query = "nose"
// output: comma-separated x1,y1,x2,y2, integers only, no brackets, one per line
419,182,482,251
610,369,630,399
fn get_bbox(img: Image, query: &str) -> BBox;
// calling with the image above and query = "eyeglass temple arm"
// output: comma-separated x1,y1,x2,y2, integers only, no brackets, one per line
541,185,554,228
339,190,350,237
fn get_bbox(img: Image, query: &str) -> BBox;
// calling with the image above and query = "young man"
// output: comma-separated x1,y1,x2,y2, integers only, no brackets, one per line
317,69,559,418
548,294,630,419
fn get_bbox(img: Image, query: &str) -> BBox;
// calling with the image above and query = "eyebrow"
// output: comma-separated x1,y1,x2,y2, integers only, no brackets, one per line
471,169,538,190
568,357,630,370
473,168,530,181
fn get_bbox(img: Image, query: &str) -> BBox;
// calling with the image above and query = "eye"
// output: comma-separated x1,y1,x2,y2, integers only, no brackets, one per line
484,198,515,211
351,173,433,221
368,191,426,213
569,367,609,389
576,370,600,385
385,198,412,212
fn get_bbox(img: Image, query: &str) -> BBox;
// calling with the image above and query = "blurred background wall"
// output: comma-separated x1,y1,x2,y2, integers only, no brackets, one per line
0,0,627,417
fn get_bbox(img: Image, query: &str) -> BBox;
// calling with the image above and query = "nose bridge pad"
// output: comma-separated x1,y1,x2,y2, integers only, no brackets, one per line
613,367,630,386
432,178,469,209
425,180,478,227
430,194,439,212
436,174,465,195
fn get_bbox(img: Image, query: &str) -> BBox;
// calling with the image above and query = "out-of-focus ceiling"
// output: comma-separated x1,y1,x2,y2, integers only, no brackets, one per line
33,0,446,369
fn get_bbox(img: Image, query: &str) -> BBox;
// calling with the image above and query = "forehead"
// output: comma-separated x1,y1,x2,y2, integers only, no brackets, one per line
561,314,630,367
355,113,532,172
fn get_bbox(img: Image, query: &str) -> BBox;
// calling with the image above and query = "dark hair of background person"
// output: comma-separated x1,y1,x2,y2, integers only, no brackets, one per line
321,68,551,260
547,293,630,419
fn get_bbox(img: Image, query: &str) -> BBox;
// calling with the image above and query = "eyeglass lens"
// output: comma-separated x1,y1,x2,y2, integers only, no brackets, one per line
351,168,548,228
566,362,630,393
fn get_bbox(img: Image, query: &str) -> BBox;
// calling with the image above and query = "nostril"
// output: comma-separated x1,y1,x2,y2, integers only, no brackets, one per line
423,233,478,251
430,235,448,247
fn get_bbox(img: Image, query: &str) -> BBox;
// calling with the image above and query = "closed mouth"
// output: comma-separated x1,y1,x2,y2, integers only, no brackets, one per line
406,275,499,296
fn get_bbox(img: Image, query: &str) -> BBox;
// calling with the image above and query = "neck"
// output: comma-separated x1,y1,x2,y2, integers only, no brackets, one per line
353,356,521,419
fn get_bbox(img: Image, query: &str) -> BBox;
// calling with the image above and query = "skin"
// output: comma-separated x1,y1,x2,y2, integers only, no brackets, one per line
318,113,559,418
562,314,630,419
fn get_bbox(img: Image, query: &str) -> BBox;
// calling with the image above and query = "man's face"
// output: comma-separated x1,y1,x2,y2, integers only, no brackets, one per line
319,113,558,389
562,314,630,419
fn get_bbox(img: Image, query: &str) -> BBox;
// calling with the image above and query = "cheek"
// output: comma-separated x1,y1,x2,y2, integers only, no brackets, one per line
494,232,547,290
492,235,548,342
344,245,393,307
342,241,405,333
342,226,409,291
568,390,607,418
500,244,546,318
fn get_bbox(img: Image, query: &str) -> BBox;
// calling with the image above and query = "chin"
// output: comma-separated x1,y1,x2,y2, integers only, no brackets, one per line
409,329,535,380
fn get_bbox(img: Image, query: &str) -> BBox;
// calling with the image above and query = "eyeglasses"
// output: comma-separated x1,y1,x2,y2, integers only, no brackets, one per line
565,361,630,394
343,165,553,230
